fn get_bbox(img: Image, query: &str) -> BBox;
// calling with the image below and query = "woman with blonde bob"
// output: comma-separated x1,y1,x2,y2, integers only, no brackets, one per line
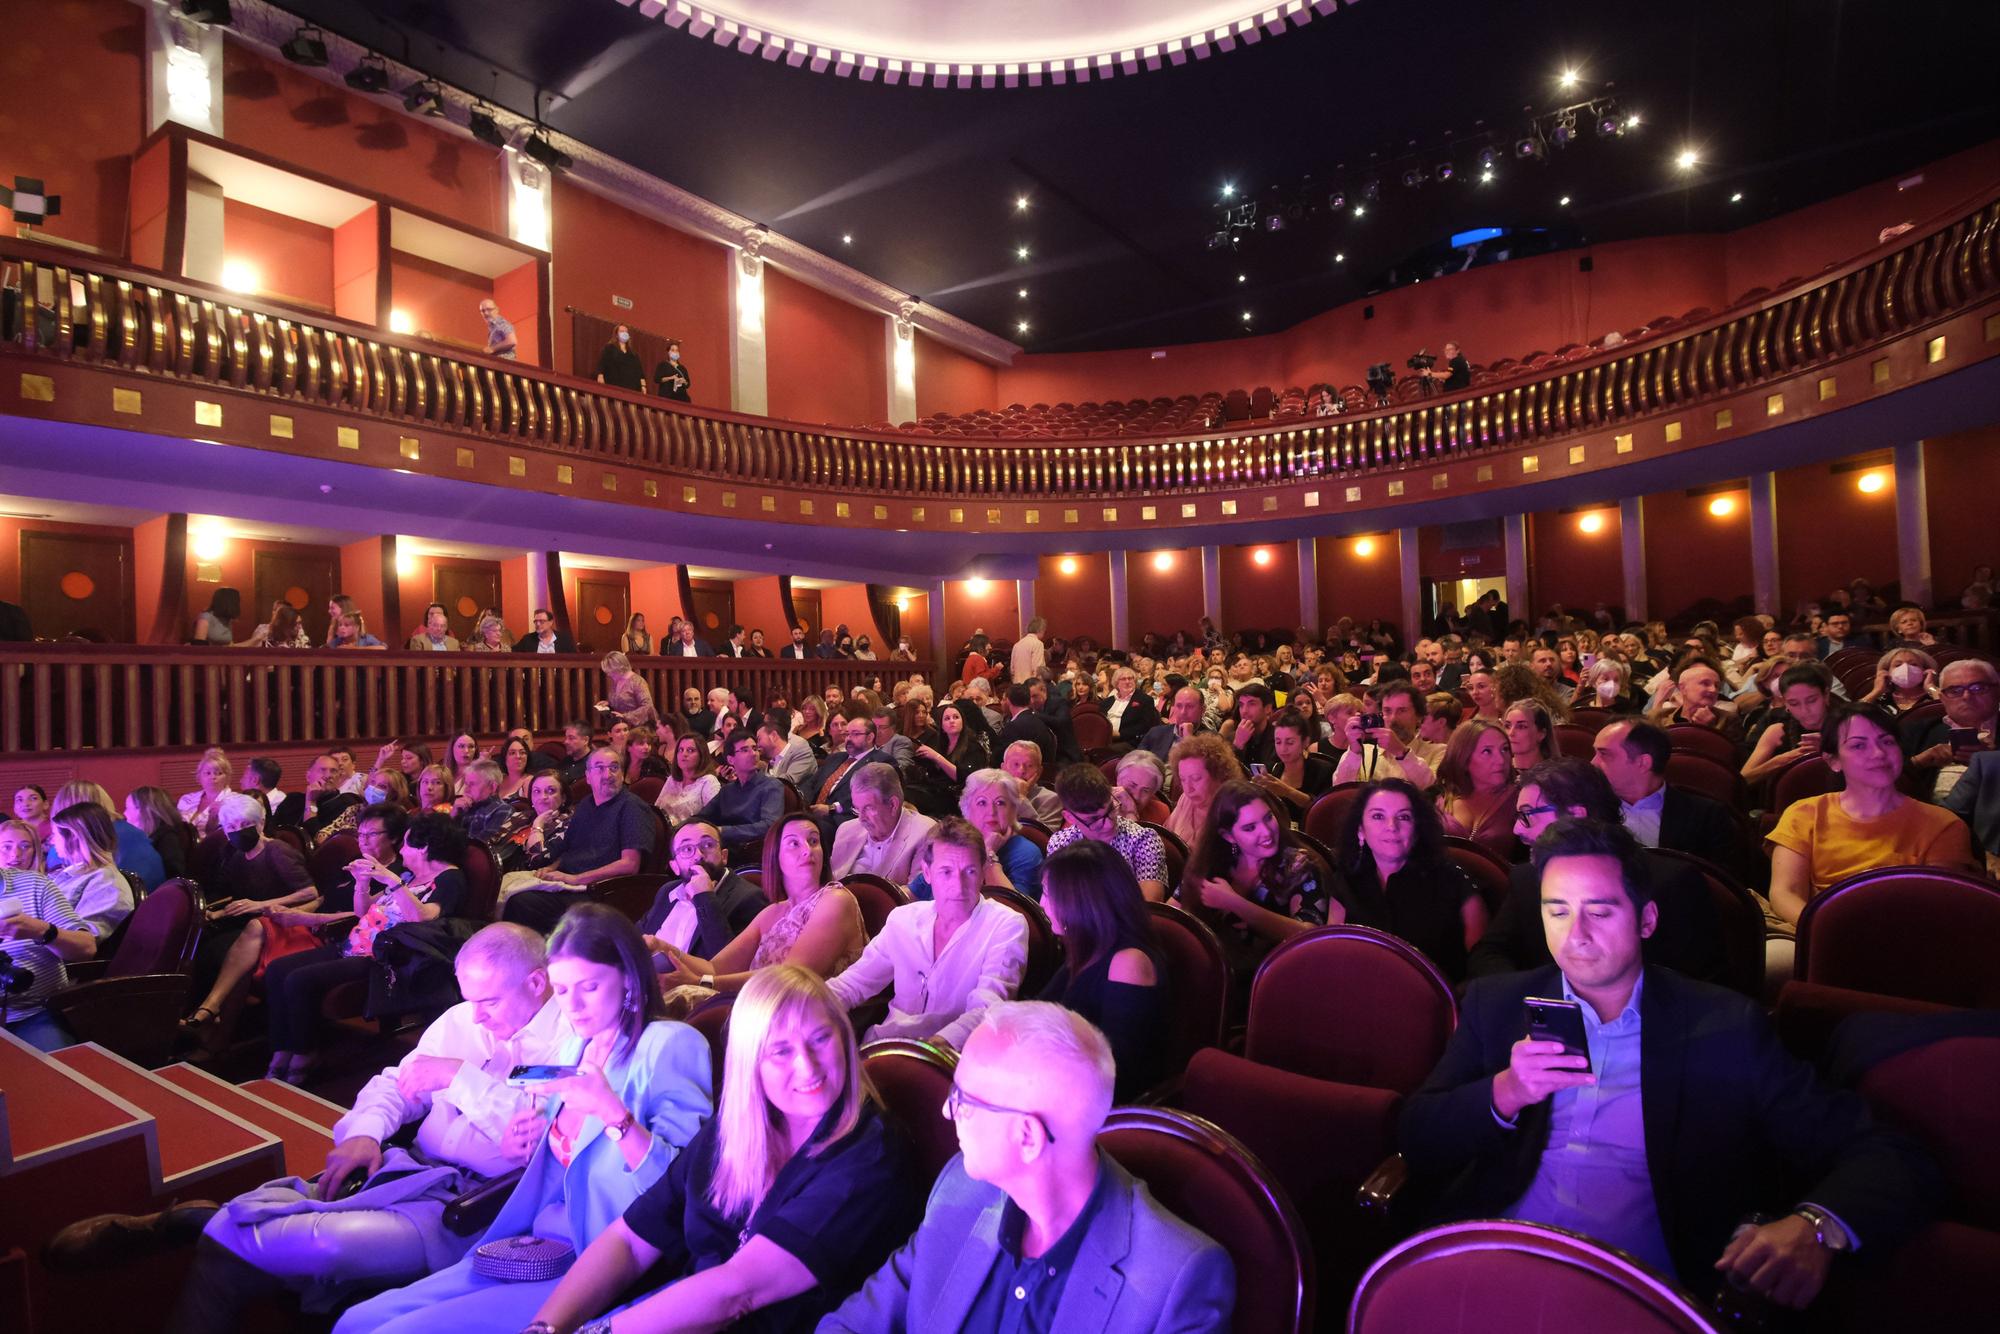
524,966,920,1334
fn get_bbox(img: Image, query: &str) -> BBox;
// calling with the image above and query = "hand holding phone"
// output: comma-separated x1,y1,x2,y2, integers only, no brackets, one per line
1494,997,1596,1120
506,1063,581,1087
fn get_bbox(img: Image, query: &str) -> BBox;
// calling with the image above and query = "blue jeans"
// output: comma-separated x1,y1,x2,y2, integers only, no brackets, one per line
5,1009,76,1051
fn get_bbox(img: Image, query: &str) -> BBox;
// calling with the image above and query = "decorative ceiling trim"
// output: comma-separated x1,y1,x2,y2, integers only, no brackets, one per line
616,0,1342,87
163,0,1020,365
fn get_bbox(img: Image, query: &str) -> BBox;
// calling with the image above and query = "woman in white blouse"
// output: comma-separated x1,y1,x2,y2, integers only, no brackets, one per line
177,747,233,837
654,733,721,827
825,818,1028,1052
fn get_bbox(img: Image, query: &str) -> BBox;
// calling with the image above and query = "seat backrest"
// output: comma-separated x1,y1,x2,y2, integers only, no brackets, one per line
1552,723,1599,758
1070,710,1112,752
187,829,228,887
1099,1107,1313,1334
1643,848,1764,999
843,873,911,938
1565,707,1615,732
685,994,732,1091
1350,1220,1719,1334
1770,755,1839,816
1014,822,1050,853
1139,822,1187,890
308,831,361,896
460,841,501,922
1302,784,1363,850
1666,724,1742,768
1662,753,1743,811
862,1038,961,1187
1796,868,2000,1007
1144,901,1228,1074
631,775,665,806
590,872,670,924
106,877,205,978
1857,1036,2000,1227
1247,926,1456,1093
1442,837,1513,916
267,826,309,860
981,885,1063,996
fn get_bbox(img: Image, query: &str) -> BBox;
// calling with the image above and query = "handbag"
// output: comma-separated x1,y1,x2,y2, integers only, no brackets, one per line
470,1234,575,1282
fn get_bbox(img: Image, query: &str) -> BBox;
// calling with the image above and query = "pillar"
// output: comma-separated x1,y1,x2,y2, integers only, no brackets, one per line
145,0,222,137
1016,577,1036,632
886,312,917,426
1296,536,1319,634
1109,552,1131,652
928,578,948,669
728,240,769,416
1502,513,1529,621
1748,472,1779,615
1398,526,1423,647
1893,440,1932,608
1201,546,1222,627
1619,496,1647,623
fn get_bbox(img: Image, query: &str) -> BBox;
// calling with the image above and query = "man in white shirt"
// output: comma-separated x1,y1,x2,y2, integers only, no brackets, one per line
827,819,1027,1050
1332,681,1443,787
159,924,570,1331
1009,617,1047,685
830,763,937,883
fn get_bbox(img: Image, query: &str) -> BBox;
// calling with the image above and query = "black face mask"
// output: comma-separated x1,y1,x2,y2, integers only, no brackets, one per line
228,827,260,851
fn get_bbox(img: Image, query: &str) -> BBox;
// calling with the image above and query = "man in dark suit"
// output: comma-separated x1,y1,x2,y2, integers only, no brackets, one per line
512,609,576,654
716,623,749,658
807,707,887,836
1029,678,1080,764
1404,818,1938,1311
271,754,361,837
1141,686,1209,762
663,620,713,658
778,625,811,660
1467,758,1725,984
1814,610,1875,661
636,820,768,951
1591,718,1750,883
995,683,1058,772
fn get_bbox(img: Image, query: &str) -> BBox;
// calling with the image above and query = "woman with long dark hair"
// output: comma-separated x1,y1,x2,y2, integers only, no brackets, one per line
1038,840,1165,1099
1179,779,1327,980
1328,779,1488,982
912,700,993,791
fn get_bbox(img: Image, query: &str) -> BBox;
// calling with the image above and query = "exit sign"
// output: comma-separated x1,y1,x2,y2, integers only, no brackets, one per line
612,295,634,309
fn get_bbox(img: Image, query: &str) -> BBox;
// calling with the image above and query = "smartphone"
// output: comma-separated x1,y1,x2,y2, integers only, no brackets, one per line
1250,762,1268,777
1949,727,1985,751
1524,997,1591,1073
506,1064,580,1086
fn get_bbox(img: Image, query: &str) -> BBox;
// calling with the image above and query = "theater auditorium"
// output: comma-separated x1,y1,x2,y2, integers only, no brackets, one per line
1,1,1998,1331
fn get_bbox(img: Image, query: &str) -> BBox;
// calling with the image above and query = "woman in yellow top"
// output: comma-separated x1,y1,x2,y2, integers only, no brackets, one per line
1767,705,1976,924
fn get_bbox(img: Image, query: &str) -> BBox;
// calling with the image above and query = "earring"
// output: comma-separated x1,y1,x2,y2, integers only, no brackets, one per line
623,989,638,1013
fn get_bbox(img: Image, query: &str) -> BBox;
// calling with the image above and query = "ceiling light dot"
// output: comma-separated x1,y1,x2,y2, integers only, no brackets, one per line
1353,205,1366,218
1058,556,1078,575
1676,148,1699,170
1237,274,1247,283
1017,288,1028,298
1015,196,1030,211
1626,113,1642,128
1220,183,1236,198
1016,245,1029,260
1480,170,1495,183
1333,252,1345,263
1730,191,1744,203
841,233,853,244
1241,311,1252,321
1707,495,1737,517
1559,195,1572,206
1152,551,1175,572
1016,320,1030,334
1559,68,1579,88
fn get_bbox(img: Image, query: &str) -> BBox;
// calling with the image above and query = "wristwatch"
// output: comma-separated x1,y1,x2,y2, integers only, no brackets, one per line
602,1109,637,1142
41,921,59,945
1792,1204,1851,1252
700,973,716,988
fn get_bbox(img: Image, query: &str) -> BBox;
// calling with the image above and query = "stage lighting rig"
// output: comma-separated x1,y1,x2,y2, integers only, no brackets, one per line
345,54,390,94
280,24,327,66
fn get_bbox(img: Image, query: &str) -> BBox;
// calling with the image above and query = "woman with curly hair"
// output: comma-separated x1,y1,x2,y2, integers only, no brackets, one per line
1165,731,1245,849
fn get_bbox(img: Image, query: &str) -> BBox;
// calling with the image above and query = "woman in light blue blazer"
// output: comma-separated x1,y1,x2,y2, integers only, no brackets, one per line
333,905,713,1334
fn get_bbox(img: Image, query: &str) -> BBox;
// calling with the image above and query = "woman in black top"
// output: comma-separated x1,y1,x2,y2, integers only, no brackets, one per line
913,700,992,794
1252,707,1335,821
595,324,646,393
526,965,919,1334
124,785,188,880
1326,778,1488,982
653,338,691,402
1036,840,1165,1100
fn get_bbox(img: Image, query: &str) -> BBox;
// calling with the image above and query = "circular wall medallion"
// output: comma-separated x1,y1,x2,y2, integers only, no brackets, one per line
457,596,480,618
703,612,720,629
594,605,614,625
283,585,310,609
59,571,95,600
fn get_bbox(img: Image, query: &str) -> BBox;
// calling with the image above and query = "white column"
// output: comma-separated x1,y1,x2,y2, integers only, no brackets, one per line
1201,546,1222,626
1016,578,1036,633
928,578,947,667
1619,496,1647,622
1398,527,1423,646
1296,537,1319,634
525,552,553,616
1749,473,1779,614
886,312,917,427
183,174,224,286
1109,552,1130,652
145,0,223,136
1893,440,1932,608
727,240,769,416
504,148,553,253
1502,514,1529,618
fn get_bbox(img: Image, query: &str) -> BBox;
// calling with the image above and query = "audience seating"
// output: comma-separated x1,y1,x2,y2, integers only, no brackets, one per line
1662,752,1746,810
1666,725,1743,768
980,885,1062,995
1349,1219,1721,1334
630,775,664,807
685,994,732,1091
1643,848,1766,999
1098,1106,1314,1334
860,1037,962,1185
1143,901,1228,1079
307,831,361,896
1141,821,1189,889
588,873,669,923
1793,867,2000,1008
1441,836,1513,916
1303,784,1364,850
1071,710,1113,756
44,878,204,1067
1769,754,1840,815
1566,707,1616,732
1245,927,1456,1095
842,873,911,937
459,842,502,922
1552,722,1599,758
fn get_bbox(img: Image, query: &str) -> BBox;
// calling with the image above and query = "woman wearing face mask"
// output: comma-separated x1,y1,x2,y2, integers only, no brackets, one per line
1861,648,1940,716
1575,657,1636,714
594,323,647,394
890,636,916,662
318,769,409,841
181,793,322,1034
652,338,690,403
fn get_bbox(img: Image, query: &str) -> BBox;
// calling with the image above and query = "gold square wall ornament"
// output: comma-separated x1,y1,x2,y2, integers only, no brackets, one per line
270,415,294,439
1927,335,1946,364
1613,433,1633,454
455,446,474,468
1432,473,1449,491
1714,408,1733,430
1664,421,1682,443
1766,393,1784,417
910,506,926,522
836,502,851,518
761,496,776,512
949,507,965,524
877,505,891,520
1102,507,1117,522
986,508,1002,525
339,426,361,450
1024,509,1039,524
1262,496,1278,511
195,400,222,428
1180,503,1197,518
1386,480,1405,496
1141,506,1157,521
112,387,141,415
1477,464,1494,482
801,499,816,516
556,464,574,485
601,474,618,491
1220,500,1237,516
722,491,738,508
19,373,54,401
643,480,659,498
398,435,419,460
1985,313,2000,342
1520,455,1539,474
1304,491,1320,508
1568,444,1586,464
1344,486,1361,502
1872,358,1891,386
1818,376,1837,401
508,455,525,476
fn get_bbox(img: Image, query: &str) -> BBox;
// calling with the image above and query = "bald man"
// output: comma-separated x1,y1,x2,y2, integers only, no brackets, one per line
819,1002,1234,1333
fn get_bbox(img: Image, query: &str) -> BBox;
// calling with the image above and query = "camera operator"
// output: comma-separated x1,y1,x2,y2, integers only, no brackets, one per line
1418,340,1471,392
1,835,97,1051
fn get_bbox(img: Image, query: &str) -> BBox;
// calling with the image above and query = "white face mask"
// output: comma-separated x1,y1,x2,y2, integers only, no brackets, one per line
617,331,629,345
668,351,679,362
1596,678,1618,700
1891,663,1924,689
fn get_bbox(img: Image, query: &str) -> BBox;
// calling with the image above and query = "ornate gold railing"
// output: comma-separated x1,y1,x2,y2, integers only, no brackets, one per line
2,184,1996,503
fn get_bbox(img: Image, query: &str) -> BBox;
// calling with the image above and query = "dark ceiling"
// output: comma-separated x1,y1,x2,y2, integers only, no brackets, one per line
272,1,2000,353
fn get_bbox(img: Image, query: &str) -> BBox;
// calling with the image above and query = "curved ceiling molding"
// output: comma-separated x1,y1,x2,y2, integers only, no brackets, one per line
615,0,1343,85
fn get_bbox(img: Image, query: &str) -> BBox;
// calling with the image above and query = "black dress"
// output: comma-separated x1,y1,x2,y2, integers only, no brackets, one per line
1330,859,1479,982
1039,936,1166,1100
596,341,645,392
653,358,691,402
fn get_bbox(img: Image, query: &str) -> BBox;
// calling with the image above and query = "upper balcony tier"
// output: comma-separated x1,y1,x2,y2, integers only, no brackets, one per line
3,182,1997,552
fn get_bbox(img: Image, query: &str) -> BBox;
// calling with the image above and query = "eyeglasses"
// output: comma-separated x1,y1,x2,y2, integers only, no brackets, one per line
1941,683,1994,700
1514,804,1560,827
1065,803,1116,831
942,1080,1055,1143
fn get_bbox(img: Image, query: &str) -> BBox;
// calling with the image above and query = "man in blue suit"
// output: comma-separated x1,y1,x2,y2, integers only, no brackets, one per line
818,1002,1234,1334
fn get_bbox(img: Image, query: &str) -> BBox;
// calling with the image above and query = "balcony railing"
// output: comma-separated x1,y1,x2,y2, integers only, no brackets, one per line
0,647,921,756
2,186,1996,508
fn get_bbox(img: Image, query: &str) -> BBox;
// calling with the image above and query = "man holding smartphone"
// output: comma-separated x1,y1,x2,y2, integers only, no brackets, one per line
1401,819,1939,1315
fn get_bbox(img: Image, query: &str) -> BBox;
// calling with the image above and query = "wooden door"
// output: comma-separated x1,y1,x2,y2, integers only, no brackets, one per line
252,549,338,644
575,578,629,655
688,579,734,645
432,561,502,641
790,588,822,642
19,531,132,642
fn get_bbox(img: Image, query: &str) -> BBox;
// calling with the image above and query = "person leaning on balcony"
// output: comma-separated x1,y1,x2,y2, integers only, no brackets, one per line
478,297,517,360
595,323,647,393
406,603,460,652
653,337,691,402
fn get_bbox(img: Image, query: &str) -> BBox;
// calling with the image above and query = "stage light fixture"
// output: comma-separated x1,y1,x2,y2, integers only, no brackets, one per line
1559,195,1572,206
180,0,231,25
1730,191,1744,203
1434,161,1455,183
1401,166,1427,189
521,132,572,173
1626,112,1642,129
841,233,852,244
344,54,390,94
1476,146,1501,173
1017,288,1028,298
1016,320,1030,334
1675,148,1699,171
1480,169,1495,184
280,24,327,66
403,79,446,117
1264,213,1286,232
1016,245,1030,259
1220,183,1236,199
1204,231,1228,250
1015,196,1030,211
1596,108,1623,138
468,104,507,147
1237,274,1247,283
1352,205,1366,218
1333,252,1345,263
1326,188,1346,211
1559,68,1579,89
1241,310,1253,322
1360,178,1381,203
1515,136,1545,163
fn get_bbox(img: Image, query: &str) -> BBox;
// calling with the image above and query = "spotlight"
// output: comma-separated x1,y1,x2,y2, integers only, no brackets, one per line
1326,188,1346,211
1559,195,1572,206
1707,496,1737,517
1480,169,1495,184
1596,109,1624,138
1549,112,1577,148
218,258,258,293
1434,161,1455,183
1264,213,1286,232
1730,191,1744,203
1401,166,1427,190
1238,274,1247,283
1359,178,1381,203
521,132,572,173
1252,547,1273,567
344,54,390,94
841,233,853,244
1626,112,1642,129
1204,231,1228,250
1058,556,1078,576
1675,148,1700,171
1352,205,1366,218
1578,512,1605,534
1016,320,1030,334
965,578,991,596
279,24,327,66
1559,68,1579,89
1241,311,1253,322
1220,183,1236,199
1476,146,1501,173
1015,196,1030,211
1515,136,1546,163
180,0,231,24
1016,245,1030,260
1017,288,1028,298
1333,252,1345,263
468,104,507,147
402,80,446,117
1353,537,1376,558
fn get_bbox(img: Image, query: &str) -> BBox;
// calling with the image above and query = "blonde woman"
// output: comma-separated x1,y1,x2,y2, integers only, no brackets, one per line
1166,732,1245,849
48,803,134,939
596,651,660,728
524,966,917,1334
177,747,233,837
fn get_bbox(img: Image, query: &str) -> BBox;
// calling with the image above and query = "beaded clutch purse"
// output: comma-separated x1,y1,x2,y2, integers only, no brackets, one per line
470,1234,575,1282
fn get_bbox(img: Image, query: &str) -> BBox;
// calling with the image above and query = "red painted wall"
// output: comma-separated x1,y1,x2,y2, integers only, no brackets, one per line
1925,426,1997,602
764,269,888,426
493,261,542,368
1035,552,1113,644
0,0,143,257
389,251,492,351
186,534,343,642
915,333,1000,421
1220,542,1301,634
944,580,1020,659
628,566,684,645
1529,508,1624,619
899,591,932,663
819,583,885,651
733,576,790,646
223,199,335,311
1316,533,1403,630
1127,549,1202,643
1643,488,1752,622
332,207,379,324
0,516,134,603
1775,456,1899,613
550,180,729,390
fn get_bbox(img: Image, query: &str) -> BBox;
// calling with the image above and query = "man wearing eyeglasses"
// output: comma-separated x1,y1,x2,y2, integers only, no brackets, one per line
1042,764,1167,902
820,1002,1235,1334
1905,659,1998,799
512,609,576,654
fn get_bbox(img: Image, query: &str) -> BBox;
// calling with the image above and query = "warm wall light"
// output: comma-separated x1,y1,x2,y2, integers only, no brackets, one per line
1353,537,1376,558
1856,471,1888,494
219,259,259,294
1152,552,1175,572
1057,556,1078,576
964,577,991,596
1578,512,1606,534
190,527,228,561
1708,495,1737,517
388,309,415,335
394,550,416,578
894,596,909,613
1251,547,1273,567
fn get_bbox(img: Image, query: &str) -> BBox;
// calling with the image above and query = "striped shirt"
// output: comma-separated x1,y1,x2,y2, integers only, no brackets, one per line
0,870,86,1022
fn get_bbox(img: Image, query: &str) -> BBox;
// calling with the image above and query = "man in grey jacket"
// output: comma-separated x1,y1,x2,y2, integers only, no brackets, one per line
818,1002,1234,1334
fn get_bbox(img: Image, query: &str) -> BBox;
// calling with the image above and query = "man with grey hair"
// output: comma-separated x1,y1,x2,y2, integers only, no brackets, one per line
129,924,570,1330
830,762,937,882
820,1001,1235,1333
1908,658,1999,799
1001,739,1063,828
451,758,512,844
965,677,1004,732
1010,616,1048,685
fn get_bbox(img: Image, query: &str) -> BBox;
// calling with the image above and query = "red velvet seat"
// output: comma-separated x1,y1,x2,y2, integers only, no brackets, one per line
1552,722,1599,757
460,841,501,922
1350,1220,1718,1333
1302,783,1364,850
1566,707,1616,732
1144,901,1228,1077
630,775,665,806
1666,724,1742,768
862,1038,961,1186
1140,821,1188,890
588,872,669,923
1643,848,1766,999
308,830,361,896
46,878,205,1066
1099,1107,1313,1334
1070,709,1112,754
981,885,1062,995
842,872,911,938
1769,754,1839,817
1442,836,1512,916
1663,753,1745,811
1246,926,1456,1094
685,993,732,1090
1794,867,2000,1007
